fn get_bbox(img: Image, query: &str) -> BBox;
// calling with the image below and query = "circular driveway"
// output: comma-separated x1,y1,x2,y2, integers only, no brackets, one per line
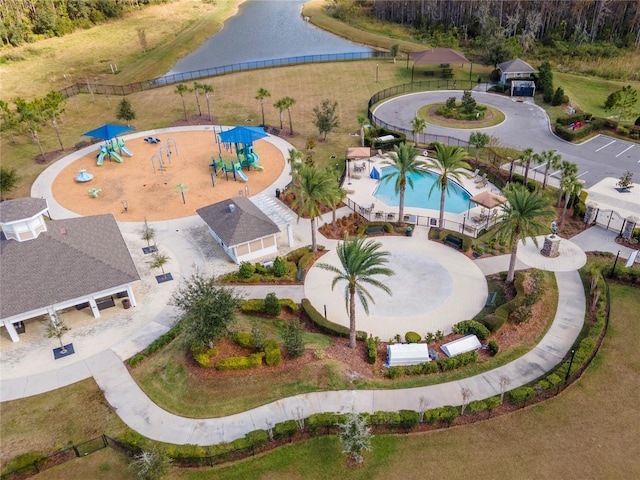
304,235,487,339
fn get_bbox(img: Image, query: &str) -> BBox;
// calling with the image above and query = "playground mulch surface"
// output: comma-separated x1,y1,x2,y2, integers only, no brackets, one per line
51,130,285,222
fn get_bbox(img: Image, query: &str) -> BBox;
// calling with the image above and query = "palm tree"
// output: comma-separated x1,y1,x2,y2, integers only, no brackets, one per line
174,83,190,120
381,142,426,224
409,116,426,147
534,149,562,190
494,185,554,283
468,131,490,167
192,82,203,116
201,84,214,122
328,184,347,233
317,236,394,348
273,98,287,130
255,88,271,126
557,160,578,207
560,173,583,225
287,148,303,181
289,164,336,253
357,114,368,147
282,96,296,135
425,143,472,229
521,147,535,185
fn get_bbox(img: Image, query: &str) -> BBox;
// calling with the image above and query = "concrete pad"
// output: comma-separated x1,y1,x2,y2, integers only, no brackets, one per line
517,235,587,271
305,234,487,339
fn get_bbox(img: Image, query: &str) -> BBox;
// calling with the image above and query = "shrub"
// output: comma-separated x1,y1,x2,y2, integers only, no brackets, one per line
453,320,490,340
482,313,506,332
232,331,254,348
308,413,346,432
239,261,254,279
264,292,281,316
215,353,264,370
405,331,421,343
298,252,315,271
264,339,282,366
422,361,439,374
301,298,366,340
279,298,299,313
467,400,487,414
424,406,458,426
283,319,305,358
509,304,532,324
385,366,405,379
3,451,46,473
244,429,268,448
239,298,265,314
251,324,266,351
437,356,460,371
371,411,401,426
488,340,499,356
366,336,377,364
445,96,456,109
274,420,298,438
398,410,420,430
507,386,535,406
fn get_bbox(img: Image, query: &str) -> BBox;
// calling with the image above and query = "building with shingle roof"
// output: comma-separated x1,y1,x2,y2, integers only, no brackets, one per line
196,197,281,264
497,58,537,84
0,198,140,342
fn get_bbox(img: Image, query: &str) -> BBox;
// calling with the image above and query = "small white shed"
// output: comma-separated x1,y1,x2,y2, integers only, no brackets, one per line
440,334,481,358
386,343,430,366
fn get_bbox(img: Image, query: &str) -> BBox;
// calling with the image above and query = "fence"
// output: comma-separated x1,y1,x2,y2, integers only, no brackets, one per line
58,51,387,99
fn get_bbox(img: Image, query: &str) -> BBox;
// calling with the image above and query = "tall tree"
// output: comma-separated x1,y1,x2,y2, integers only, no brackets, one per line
193,82,204,116
381,142,427,224
14,96,46,159
493,185,553,283
468,131,490,167
282,96,296,135
356,114,368,147
425,143,472,229
557,160,578,207
288,164,335,253
46,309,70,353
560,173,583,225
409,115,426,147
41,91,66,151
255,88,270,126
312,99,340,140
273,97,287,130
116,98,136,127
317,236,394,348
201,83,214,122
0,166,19,201
337,412,374,465
0,100,19,144
174,83,190,120
520,147,535,185
604,85,638,124
533,149,562,190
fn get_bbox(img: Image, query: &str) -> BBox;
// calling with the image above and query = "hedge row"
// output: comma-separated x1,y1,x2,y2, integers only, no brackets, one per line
301,298,367,341
356,221,395,236
385,351,478,378
453,320,490,340
429,228,473,252
215,352,264,371
128,322,183,367
264,339,282,366
239,297,299,314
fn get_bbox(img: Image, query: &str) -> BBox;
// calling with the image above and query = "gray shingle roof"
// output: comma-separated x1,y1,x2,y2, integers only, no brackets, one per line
196,197,280,247
0,198,48,223
497,58,536,74
0,214,140,319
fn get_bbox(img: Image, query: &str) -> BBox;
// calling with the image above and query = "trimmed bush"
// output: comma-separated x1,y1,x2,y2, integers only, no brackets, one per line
482,313,506,332
279,298,299,313
398,410,420,430
264,292,282,316
239,298,265,314
385,366,405,379
366,336,377,364
437,351,478,371
274,420,298,438
405,331,421,343
215,353,264,371
298,252,315,271
488,340,499,356
232,331,254,349
244,429,269,448
301,298,367,340
251,325,266,351
424,406,458,426
453,320,490,340
371,411,402,426
283,319,305,358
507,386,535,406
307,413,347,432
239,261,254,279
264,339,282,366
467,400,487,414
273,256,287,277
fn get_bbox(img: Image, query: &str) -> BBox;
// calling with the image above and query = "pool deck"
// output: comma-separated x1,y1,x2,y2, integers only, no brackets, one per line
346,153,501,228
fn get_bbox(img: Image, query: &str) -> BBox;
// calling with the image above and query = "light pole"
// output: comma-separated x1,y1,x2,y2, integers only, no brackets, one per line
610,250,621,278
564,349,576,385
376,63,379,83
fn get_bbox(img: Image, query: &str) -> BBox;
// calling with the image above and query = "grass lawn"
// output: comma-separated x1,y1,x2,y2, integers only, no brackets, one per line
0,379,130,472
168,284,640,479
417,102,506,128
33,447,134,480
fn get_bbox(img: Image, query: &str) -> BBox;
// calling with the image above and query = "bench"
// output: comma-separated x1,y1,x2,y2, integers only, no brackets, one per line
365,225,385,235
485,292,497,307
444,235,463,250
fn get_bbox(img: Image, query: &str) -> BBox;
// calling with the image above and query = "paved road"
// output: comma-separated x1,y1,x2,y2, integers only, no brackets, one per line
373,91,640,188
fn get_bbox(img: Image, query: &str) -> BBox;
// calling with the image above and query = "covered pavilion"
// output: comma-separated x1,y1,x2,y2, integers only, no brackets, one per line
409,48,471,83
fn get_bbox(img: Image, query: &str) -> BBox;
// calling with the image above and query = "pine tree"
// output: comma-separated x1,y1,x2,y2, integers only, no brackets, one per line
116,98,136,127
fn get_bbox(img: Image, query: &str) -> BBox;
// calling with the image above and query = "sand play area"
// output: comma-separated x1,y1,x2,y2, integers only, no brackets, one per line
51,129,286,222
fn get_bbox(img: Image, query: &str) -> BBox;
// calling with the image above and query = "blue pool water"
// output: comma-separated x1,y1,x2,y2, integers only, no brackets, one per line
374,168,475,213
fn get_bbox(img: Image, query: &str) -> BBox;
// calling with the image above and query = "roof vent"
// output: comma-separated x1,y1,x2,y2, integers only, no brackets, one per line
228,204,236,213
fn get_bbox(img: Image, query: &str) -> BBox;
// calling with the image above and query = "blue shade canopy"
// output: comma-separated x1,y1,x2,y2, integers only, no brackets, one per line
219,126,267,144
82,124,135,140
370,166,381,180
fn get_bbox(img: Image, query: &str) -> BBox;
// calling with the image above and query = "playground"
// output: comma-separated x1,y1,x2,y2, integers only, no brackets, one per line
50,128,286,222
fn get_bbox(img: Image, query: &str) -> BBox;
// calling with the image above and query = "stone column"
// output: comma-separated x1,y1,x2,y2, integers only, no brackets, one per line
622,216,638,240
584,202,598,225
541,234,561,258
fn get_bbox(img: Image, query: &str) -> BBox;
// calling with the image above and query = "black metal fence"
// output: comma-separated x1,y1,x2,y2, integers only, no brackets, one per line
59,51,387,99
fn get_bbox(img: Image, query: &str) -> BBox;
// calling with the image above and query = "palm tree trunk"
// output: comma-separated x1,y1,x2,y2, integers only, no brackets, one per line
398,187,405,224
349,286,357,348
439,183,446,229
287,109,293,135
360,125,365,147
523,161,531,184
260,101,265,126
279,112,283,129
310,217,317,253
181,98,187,120
542,161,551,189
506,236,520,283
561,194,570,225
206,96,212,122
556,188,564,207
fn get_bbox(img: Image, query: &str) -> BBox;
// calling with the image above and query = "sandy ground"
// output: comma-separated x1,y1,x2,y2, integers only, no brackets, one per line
52,131,285,221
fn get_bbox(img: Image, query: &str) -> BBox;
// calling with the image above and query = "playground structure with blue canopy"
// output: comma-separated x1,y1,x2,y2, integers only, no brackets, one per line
212,126,268,182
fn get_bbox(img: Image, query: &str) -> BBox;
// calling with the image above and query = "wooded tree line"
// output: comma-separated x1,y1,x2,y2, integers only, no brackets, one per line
0,0,167,46
363,0,640,47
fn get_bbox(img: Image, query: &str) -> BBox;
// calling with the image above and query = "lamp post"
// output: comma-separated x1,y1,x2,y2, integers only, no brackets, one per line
564,349,576,385
376,63,379,83
507,157,514,184
610,250,621,278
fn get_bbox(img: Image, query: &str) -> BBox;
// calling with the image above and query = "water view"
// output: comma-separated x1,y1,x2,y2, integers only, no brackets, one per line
166,0,373,76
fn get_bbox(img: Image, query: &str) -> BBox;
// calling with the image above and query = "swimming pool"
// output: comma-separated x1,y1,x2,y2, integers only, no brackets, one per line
374,167,475,213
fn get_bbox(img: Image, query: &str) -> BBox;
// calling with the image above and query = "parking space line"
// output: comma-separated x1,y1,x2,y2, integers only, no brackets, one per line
577,171,589,178
616,145,634,157
596,140,616,152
